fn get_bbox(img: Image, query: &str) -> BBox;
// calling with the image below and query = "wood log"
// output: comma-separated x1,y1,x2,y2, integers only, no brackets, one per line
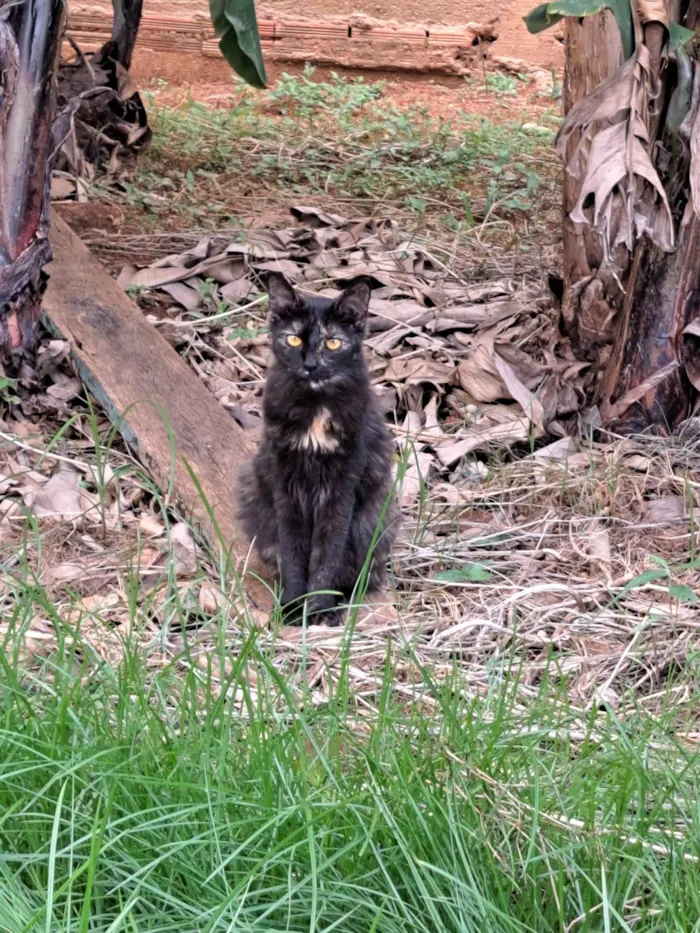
43,214,272,610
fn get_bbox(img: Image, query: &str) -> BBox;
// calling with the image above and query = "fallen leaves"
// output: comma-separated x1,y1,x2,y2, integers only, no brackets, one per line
119,206,583,507
556,42,674,255
27,470,100,522
170,522,197,575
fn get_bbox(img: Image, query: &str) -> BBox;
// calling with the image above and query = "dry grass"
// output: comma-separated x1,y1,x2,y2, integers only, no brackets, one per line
3,408,700,718
5,67,700,933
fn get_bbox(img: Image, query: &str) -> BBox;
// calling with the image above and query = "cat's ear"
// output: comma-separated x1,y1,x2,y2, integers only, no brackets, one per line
266,273,298,321
336,277,371,330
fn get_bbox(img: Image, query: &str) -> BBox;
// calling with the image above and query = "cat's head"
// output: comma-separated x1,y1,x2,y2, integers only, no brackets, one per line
266,273,371,389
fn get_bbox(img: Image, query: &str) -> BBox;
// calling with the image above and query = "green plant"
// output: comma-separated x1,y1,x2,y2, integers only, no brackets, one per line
484,72,519,95
269,64,384,120
0,375,20,405
2,592,700,931
135,78,556,244
616,554,699,606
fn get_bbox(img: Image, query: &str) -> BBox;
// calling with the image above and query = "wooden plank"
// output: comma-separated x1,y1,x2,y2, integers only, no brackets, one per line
43,214,272,608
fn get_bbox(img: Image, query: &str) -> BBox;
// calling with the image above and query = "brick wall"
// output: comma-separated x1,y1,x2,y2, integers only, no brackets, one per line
66,0,563,75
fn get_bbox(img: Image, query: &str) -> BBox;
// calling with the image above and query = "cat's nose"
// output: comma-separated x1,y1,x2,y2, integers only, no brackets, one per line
304,355,319,372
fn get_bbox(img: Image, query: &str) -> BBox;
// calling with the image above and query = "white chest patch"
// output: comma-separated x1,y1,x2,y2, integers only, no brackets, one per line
296,408,339,453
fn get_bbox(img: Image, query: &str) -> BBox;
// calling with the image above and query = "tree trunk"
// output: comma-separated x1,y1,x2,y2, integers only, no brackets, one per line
561,12,628,386
0,0,65,374
598,3,700,432
564,2,700,432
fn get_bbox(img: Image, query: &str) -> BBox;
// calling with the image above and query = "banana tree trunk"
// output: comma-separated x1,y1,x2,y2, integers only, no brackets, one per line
561,13,627,365
598,3,700,431
564,0,700,432
0,0,65,374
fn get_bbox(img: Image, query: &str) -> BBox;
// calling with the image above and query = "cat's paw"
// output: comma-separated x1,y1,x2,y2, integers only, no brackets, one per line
280,597,305,626
280,583,306,607
305,593,341,626
280,592,342,626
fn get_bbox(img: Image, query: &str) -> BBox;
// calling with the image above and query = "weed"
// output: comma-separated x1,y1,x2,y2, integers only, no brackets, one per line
268,64,384,120
484,72,519,95
130,70,557,247
0,375,20,406
1,595,700,931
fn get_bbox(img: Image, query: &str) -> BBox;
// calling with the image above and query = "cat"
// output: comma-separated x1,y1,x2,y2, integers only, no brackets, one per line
239,272,398,624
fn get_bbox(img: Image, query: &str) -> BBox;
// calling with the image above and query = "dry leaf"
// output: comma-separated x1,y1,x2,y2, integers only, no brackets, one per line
532,437,579,462
252,258,305,280
199,584,223,615
681,316,700,391
556,45,673,255
587,528,612,574
78,593,122,614
395,411,423,451
642,496,687,524
397,451,433,506
384,359,454,390
623,454,653,471
46,377,82,403
457,349,503,402
51,176,77,200
602,360,680,421
355,589,400,630
290,204,348,227
423,395,442,439
493,353,544,429
689,93,700,220
139,513,165,537
161,282,203,313
221,279,254,304
28,471,99,522
135,547,162,571
40,561,86,587
436,414,533,466
170,522,197,574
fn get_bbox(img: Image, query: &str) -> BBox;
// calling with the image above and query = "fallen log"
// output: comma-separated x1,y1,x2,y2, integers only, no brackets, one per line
42,213,273,611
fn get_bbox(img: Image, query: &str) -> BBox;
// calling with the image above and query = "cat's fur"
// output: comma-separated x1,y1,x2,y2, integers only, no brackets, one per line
239,273,398,624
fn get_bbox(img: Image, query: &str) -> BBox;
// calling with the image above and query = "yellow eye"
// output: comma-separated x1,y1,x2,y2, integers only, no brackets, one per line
325,338,342,351
286,334,302,348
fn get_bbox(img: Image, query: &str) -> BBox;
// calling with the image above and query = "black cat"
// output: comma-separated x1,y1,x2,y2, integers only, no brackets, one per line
239,273,398,624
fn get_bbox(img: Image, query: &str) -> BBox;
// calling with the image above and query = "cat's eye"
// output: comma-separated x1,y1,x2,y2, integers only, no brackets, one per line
325,338,342,351
286,334,303,348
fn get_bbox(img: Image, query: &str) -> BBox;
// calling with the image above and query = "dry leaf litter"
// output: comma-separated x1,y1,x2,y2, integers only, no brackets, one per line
2,207,700,715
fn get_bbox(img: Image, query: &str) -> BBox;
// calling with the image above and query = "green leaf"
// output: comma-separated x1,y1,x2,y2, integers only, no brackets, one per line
524,3,564,34
525,0,633,59
616,568,667,601
669,22,695,53
434,564,493,584
668,583,698,604
649,553,670,572
210,0,267,89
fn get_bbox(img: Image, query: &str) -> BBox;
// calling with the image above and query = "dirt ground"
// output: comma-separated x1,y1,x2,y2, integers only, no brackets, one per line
58,58,560,249
7,51,697,712
131,52,558,118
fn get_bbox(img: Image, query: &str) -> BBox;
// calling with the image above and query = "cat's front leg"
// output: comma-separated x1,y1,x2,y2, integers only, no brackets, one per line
306,483,354,624
274,490,310,619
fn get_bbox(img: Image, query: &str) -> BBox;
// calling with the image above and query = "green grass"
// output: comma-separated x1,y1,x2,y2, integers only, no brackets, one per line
10,64,700,933
2,602,700,931
122,67,559,239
